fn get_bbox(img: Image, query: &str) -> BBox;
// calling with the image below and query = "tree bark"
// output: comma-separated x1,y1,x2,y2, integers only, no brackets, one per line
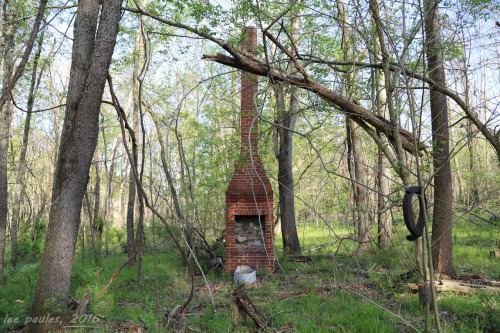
370,2,392,248
461,64,479,206
118,151,127,228
126,167,137,264
85,190,98,267
0,0,17,281
132,7,146,279
336,0,371,253
271,1,303,255
273,86,301,255
103,135,121,255
10,22,46,268
424,0,455,275
93,155,102,242
28,0,122,330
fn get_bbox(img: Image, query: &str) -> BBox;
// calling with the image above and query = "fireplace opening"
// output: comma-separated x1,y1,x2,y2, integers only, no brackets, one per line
234,215,266,250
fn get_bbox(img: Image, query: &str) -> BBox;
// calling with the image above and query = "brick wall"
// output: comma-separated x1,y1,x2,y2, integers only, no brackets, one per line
226,27,275,274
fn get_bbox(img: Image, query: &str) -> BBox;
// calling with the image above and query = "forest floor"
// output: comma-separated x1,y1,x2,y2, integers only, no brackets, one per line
1,214,499,332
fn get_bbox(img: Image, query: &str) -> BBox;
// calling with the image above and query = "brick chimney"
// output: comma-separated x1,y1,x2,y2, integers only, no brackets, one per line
225,27,274,273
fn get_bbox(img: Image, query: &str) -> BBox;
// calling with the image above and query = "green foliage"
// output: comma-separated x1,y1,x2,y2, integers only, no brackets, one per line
107,226,126,253
42,294,63,314
0,263,40,330
70,258,100,296
1,213,498,332
15,220,46,264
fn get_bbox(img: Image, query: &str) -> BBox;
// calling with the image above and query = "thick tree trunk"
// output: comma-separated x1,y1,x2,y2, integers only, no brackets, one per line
271,1,303,255
275,90,301,255
424,0,455,275
28,0,122,330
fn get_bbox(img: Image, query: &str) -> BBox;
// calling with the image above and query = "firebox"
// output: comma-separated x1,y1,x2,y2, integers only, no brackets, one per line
234,215,265,250
225,27,274,273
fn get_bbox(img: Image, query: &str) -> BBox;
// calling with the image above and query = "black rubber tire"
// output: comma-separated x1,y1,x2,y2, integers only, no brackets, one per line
403,186,427,241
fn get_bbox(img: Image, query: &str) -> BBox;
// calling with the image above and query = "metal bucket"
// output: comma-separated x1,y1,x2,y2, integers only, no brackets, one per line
233,265,256,284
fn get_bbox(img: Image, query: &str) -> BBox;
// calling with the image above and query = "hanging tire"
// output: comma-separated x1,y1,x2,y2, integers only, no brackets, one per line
403,186,427,241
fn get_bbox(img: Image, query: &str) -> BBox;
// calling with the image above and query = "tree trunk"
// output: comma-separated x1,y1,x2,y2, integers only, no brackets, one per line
271,1,303,255
371,4,392,248
424,0,455,275
118,151,127,229
103,135,121,255
126,169,136,264
0,0,17,281
461,64,479,206
272,86,301,255
10,23,46,268
93,155,102,242
130,7,146,272
277,101,301,255
337,0,371,254
28,0,122,330
85,190,98,267
346,120,372,253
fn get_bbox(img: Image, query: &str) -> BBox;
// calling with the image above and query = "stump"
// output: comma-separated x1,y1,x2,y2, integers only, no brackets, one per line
230,297,247,325
418,284,431,307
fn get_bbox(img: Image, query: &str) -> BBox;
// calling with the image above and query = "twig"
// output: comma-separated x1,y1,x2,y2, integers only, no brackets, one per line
95,252,137,299
107,74,195,317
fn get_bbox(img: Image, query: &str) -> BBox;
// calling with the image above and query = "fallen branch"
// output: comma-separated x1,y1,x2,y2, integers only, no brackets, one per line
406,279,500,294
95,252,137,300
231,284,273,329
277,286,337,300
201,52,423,154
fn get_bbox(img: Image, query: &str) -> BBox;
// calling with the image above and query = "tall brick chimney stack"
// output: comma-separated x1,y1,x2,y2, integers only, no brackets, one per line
240,26,258,155
225,27,275,274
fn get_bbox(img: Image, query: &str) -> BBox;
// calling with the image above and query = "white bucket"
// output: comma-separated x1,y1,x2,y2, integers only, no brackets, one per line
233,265,256,284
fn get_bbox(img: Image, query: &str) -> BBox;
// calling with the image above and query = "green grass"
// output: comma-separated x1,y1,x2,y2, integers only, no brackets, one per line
0,216,498,332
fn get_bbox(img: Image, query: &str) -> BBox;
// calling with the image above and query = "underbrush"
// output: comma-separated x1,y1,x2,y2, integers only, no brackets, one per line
0,216,498,332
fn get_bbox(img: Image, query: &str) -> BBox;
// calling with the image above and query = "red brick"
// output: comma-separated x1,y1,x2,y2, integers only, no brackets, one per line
225,27,275,274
